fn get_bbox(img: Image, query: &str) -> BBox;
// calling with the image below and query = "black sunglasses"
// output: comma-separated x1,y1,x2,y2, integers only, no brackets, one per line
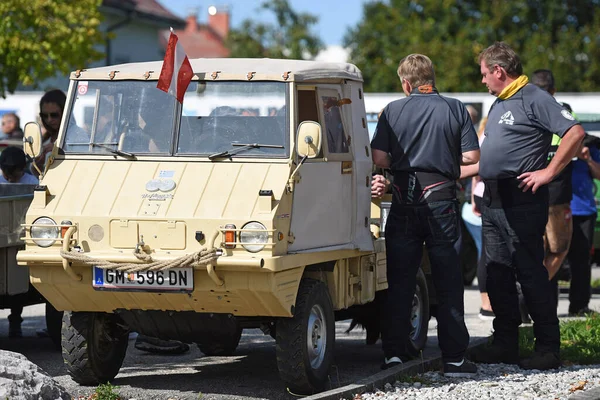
40,112,60,119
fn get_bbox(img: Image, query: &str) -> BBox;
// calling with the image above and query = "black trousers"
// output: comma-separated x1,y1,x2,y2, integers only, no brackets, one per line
382,200,469,362
8,306,23,324
482,202,560,354
567,214,596,313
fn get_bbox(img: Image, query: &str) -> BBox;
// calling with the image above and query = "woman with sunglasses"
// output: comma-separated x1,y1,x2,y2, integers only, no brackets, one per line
33,89,66,176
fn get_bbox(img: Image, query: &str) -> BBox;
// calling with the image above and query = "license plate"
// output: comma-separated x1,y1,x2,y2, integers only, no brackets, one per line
92,267,193,292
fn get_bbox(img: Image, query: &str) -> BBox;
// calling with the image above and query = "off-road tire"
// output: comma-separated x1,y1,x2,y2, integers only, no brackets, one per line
406,268,429,355
62,311,129,385
276,279,335,395
197,320,243,356
45,301,63,350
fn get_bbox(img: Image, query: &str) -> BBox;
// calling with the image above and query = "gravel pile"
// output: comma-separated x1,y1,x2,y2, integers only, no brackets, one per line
360,364,600,400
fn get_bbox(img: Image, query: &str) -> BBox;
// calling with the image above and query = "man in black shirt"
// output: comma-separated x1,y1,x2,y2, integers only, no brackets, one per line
371,53,480,376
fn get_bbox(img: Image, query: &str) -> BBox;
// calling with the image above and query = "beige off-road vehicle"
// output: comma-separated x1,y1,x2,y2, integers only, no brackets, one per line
17,58,430,394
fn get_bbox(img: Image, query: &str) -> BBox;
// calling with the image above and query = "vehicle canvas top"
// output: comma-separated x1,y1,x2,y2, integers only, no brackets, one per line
69,58,364,83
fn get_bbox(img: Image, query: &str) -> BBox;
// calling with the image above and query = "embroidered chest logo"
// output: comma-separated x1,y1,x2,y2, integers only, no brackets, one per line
499,111,515,125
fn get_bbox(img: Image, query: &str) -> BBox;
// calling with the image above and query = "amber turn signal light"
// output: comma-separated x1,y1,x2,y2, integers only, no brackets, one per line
224,224,236,249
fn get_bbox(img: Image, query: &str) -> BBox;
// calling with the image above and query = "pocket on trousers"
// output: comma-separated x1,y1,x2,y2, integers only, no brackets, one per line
427,213,459,242
386,214,409,237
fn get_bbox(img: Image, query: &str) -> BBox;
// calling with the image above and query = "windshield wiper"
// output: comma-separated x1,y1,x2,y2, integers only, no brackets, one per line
208,143,284,160
91,143,137,159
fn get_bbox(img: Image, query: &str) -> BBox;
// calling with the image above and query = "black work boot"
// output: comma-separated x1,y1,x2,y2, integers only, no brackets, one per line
520,351,560,370
469,342,519,365
8,314,23,339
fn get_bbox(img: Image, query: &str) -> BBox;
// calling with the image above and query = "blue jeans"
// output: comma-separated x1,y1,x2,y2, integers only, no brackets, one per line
482,202,559,354
382,200,469,362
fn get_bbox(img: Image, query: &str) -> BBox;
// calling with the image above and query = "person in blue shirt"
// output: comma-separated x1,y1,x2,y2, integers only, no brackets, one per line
567,135,600,315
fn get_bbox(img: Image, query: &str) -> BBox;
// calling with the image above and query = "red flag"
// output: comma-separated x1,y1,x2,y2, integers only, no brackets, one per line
157,30,193,103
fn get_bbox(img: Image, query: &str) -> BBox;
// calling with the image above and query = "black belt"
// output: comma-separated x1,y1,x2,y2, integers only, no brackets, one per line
483,178,548,208
392,171,456,204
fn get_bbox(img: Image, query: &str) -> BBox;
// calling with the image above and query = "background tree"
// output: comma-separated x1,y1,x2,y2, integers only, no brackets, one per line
345,0,600,93
0,0,104,98
226,0,323,59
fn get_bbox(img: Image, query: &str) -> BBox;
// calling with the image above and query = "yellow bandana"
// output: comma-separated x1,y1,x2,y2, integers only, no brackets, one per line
497,75,529,100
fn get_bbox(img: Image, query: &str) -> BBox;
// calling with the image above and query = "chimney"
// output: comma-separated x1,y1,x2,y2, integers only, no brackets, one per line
207,5,230,39
185,7,199,33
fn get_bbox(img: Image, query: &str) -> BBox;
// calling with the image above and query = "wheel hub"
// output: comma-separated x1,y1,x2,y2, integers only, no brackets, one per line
409,288,422,340
306,304,326,369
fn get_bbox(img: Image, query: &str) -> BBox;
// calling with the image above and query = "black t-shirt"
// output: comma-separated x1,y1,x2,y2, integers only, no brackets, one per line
370,87,479,181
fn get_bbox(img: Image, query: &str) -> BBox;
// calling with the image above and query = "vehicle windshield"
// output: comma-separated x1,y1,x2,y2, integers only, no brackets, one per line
63,81,177,155
63,80,289,158
177,81,288,157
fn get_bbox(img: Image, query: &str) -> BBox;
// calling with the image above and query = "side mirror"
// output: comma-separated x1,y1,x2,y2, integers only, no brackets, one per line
296,121,322,158
23,122,43,159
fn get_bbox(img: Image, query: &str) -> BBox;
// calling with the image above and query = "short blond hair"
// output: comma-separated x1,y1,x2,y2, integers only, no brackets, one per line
397,54,436,87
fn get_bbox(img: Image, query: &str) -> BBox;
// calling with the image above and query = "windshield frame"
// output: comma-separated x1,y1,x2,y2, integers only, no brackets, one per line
59,80,291,160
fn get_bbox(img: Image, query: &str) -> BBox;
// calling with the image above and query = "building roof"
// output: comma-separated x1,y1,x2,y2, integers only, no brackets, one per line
167,27,230,58
102,0,185,28
160,11,230,59
70,58,364,82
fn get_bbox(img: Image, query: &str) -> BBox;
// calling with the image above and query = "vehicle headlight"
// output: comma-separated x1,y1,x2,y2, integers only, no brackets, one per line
239,222,268,253
31,217,59,247
380,201,391,237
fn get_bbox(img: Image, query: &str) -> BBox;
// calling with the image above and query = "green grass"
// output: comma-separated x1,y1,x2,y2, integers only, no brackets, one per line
591,278,600,288
81,383,122,400
519,314,600,364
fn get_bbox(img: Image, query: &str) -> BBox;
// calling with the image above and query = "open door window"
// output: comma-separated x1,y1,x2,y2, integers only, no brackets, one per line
318,89,351,160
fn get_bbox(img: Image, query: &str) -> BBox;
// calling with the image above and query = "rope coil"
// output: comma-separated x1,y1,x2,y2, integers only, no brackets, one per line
59,248,219,273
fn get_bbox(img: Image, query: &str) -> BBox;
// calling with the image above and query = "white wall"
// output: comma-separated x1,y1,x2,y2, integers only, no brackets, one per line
0,92,46,127
364,92,600,120
102,16,166,66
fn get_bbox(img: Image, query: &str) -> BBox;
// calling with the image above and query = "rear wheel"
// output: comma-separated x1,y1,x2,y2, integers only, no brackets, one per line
406,268,429,355
276,279,334,395
62,311,129,385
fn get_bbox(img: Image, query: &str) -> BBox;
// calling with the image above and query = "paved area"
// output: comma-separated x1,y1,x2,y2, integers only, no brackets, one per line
1,269,600,399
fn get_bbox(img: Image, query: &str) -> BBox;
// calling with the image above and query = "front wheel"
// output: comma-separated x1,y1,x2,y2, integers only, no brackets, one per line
406,268,429,355
276,279,335,395
62,312,129,385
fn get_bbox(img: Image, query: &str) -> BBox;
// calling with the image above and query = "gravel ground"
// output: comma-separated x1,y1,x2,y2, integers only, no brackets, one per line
361,363,600,400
